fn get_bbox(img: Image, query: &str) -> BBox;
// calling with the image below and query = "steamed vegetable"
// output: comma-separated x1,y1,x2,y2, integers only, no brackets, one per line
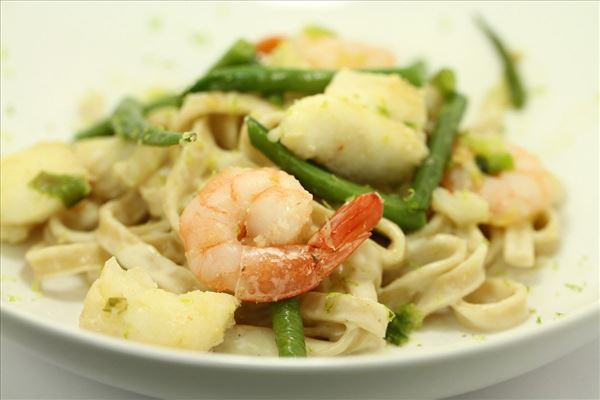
246,117,426,231
430,68,456,99
74,38,256,141
111,98,186,146
477,16,527,109
0,142,89,230
73,95,182,142
463,133,514,174
385,303,422,346
29,172,91,208
271,298,307,357
185,62,427,95
209,38,256,70
409,93,468,213
80,258,239,351
247,91,466,231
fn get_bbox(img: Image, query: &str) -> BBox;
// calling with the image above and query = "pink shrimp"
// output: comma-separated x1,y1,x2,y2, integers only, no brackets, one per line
444,144,558,226
179,167,383,302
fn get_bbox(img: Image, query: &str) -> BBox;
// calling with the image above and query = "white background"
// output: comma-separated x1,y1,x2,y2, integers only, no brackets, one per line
1,335,598,399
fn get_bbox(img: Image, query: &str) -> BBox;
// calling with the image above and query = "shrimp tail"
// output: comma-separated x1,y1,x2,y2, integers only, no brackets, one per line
308,192,384,251
236,193,383,302
307,193,383,282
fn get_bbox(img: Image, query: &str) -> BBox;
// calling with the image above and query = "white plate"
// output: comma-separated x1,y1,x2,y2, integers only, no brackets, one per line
1,2,598,399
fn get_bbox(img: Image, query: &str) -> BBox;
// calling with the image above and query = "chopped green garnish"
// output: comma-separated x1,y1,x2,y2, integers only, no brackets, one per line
29,172,91,208
0,274,17,282
377,103,391,118
7,294,21,303
385,304,422,346
190,31,210,46
430,68,456,98
555,312,564,317
4,104,15,117
463,134,514,174
324,292,341,314
148,16,163,31
564,283,584,293
302,24,336,39
103,297,128,314
403,121,417,129
536,316,542,325
30,280,42,294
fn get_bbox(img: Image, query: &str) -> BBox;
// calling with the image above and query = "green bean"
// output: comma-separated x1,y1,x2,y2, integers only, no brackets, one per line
209,39,256,71
409,93,468,211
111,98,184,146
73,38,256,142
271,298,307,357
185,61,427,95
385,303,423,346
73,118,114,141
245,117,426,231
476,16,527,109
430,68,456,99
29,172,91,208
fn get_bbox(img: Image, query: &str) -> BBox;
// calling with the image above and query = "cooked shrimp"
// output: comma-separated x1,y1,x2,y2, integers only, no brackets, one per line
445,145,557,226
295,35,395,68
265,34,395,69
180,167,383,302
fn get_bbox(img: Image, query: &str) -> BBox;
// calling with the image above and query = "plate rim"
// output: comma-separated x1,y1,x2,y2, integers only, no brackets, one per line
1,299,598,370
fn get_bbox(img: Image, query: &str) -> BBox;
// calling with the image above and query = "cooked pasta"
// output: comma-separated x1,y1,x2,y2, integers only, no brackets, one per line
0,27,561,357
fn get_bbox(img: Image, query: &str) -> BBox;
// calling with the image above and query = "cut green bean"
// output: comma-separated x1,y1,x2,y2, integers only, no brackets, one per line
430,68,456,98
246,117,426,231
410,93,468,211
29,172,91,208
385,303,422,346
73,118,114,141
73,94,182,142
185,61,427,95
74,38,256,142
111,98,184,146
209,38,256,71
477,16,527,109
463,133,514,174
271,297,307,357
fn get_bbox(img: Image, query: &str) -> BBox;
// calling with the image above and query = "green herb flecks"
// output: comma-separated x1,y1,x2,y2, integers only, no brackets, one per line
103,297,128,314
303,24,336,39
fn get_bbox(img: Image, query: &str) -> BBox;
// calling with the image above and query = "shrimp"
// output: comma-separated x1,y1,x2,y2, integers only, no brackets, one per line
444,145,557,226
264,34,395,69
180,167,383,302
295,35,395,68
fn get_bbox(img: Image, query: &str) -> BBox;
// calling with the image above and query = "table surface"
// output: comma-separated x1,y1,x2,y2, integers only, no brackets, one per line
1,335,598,400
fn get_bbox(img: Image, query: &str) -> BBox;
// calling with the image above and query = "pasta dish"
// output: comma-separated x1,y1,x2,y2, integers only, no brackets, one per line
0,23,561,357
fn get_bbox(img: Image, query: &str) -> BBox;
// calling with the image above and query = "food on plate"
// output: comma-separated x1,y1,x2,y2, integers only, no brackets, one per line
0,22,561,357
